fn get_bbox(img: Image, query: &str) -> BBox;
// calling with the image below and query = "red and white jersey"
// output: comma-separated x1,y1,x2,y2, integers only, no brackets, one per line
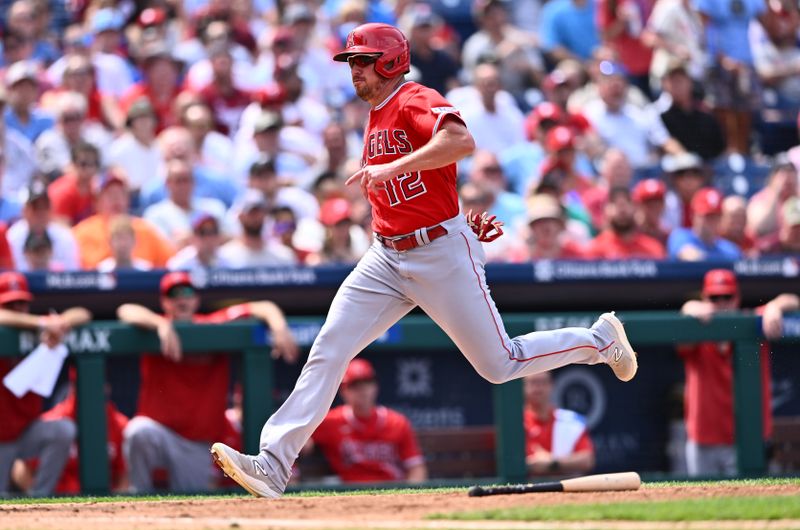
363,82,464,237
312,405,424,482
137,304,253,441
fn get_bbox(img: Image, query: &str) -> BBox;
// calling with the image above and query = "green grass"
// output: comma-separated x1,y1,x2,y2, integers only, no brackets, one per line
431,494,800,522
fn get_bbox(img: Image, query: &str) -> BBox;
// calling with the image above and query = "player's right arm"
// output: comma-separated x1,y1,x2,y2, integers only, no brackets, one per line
346,118,475,191
117,303,182,361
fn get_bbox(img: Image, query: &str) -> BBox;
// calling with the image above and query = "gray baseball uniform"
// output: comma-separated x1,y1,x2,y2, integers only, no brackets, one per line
0,418,75,495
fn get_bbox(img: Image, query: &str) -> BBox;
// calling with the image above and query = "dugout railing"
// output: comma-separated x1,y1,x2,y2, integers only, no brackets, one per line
0,310,798,494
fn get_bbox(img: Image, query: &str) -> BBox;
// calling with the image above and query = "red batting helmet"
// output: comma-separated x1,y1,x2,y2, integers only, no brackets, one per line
333,23,410,78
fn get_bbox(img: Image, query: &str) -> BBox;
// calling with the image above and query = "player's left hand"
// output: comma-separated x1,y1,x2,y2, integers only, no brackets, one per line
761,302,784,340
271,326,300,364
466,210,504,242
345,163,398,193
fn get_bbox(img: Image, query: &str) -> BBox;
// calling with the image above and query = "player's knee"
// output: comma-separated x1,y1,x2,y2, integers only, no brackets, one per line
475,365,509,385
124,417,159,452
45,419,77,445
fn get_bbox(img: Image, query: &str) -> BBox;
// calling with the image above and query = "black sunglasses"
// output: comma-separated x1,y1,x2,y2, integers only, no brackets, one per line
166,285,197,299
347,54,379,68
709,294,735,303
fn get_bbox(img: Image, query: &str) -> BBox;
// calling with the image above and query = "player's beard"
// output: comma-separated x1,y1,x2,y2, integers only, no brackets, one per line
611,217,636,235
354,77,386,102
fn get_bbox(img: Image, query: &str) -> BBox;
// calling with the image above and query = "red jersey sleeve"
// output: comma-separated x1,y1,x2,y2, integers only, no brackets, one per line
400,87,465,140
573,430,594,453
395,415,424,468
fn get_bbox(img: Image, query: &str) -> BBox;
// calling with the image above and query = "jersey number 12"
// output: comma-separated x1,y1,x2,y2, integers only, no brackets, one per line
384,171,427,206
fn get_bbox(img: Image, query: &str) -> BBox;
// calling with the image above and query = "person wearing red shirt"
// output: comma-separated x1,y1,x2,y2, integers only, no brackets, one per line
679,269,799,476
309,359,427,483
12,374,130,494
117,271,299,493
585,187,666,259
120,45,183,133
194,42,253,137
48,141,101,226
523,371,595,476
596,0,653,97
632,178,670,244
0,272,91,496
0,222,15,270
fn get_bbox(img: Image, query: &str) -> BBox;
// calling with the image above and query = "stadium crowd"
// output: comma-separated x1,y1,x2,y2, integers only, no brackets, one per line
0,0,796,272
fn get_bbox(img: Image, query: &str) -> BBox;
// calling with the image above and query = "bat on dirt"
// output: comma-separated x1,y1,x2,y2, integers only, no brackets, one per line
467,472,641,497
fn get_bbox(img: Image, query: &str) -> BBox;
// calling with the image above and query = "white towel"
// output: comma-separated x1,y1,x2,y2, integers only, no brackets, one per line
3,342,69,398
551,408,588,459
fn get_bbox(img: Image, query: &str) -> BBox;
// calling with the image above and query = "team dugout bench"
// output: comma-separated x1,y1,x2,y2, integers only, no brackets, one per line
1,311,798,494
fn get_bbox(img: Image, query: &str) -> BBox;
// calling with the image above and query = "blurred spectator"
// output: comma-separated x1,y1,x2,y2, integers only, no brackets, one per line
0,149,23,224
87,8,135,100
582,148,633,231
42,54,124,132
106,98,161,195
0,92,37,202
0,222,14,270
756,196,800,255
401,5,459,95
308,359,427,483
8,180,79,271
120,43,183,133
539,0,601,62
596,0,653,96
462,0,542,103
48,140,101,225
118,271,298,493
523,371,594,476
306,198,369,265
218,189,297,267
508,194,586,261
458,62,526,155
0,30,34,68
181,102,234,175
643,0,706,88
167,212,235,271
719,195,755,255
4,0,59,66
746,156,797,238
467,150,526,229
312,122,352,179
568,47,651,113
72,172,174,269
34,91,111,180
143,158,227,246
632,178,670,244
661,152,707,230
11,370,130,494
271,205,312,263
585,186,666,259
500,102,554,196
679,269,799,476
139,126,238,210
657,60,726,161
696,0,766,154
667,187,742,260
241,155,319,223
21,230,59,270
0,271,89,496
750,3,800,109
3,60,55,143
97,216,155,272
583,60,683,168
194,41,253,137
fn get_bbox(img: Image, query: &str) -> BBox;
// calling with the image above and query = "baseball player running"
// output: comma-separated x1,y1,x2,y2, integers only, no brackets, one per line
211,23,638,498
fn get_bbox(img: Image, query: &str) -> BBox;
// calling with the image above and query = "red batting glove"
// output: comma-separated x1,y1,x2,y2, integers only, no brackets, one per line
466,210,504,243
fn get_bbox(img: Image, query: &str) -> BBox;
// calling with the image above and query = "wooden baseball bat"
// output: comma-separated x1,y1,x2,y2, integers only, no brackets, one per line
467,472,641,497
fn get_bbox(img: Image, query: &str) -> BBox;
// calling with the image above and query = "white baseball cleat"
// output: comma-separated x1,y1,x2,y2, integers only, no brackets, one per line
593,312,638,382
210,442,282,498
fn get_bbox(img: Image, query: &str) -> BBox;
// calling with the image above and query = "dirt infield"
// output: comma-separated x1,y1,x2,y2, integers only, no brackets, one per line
2,482,799,530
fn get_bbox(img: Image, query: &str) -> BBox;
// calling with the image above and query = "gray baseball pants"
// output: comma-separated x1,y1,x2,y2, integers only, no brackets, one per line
0,419,75,496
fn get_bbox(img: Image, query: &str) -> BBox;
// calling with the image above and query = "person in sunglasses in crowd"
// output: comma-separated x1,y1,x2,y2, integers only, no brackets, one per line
677,269,799,476
117,271,299,493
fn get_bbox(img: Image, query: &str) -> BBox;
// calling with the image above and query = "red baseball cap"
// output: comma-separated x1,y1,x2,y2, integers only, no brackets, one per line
138,7,166,27
545,125,576,152
342,358,376,386
159,271,194,296
632,179,667,203
319,198,352,226
524,102,562,141
0,272,33,305
703,269,739,296
690,188,724,216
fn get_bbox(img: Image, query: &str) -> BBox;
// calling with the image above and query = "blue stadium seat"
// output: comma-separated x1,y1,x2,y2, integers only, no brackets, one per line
711,154,771,198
